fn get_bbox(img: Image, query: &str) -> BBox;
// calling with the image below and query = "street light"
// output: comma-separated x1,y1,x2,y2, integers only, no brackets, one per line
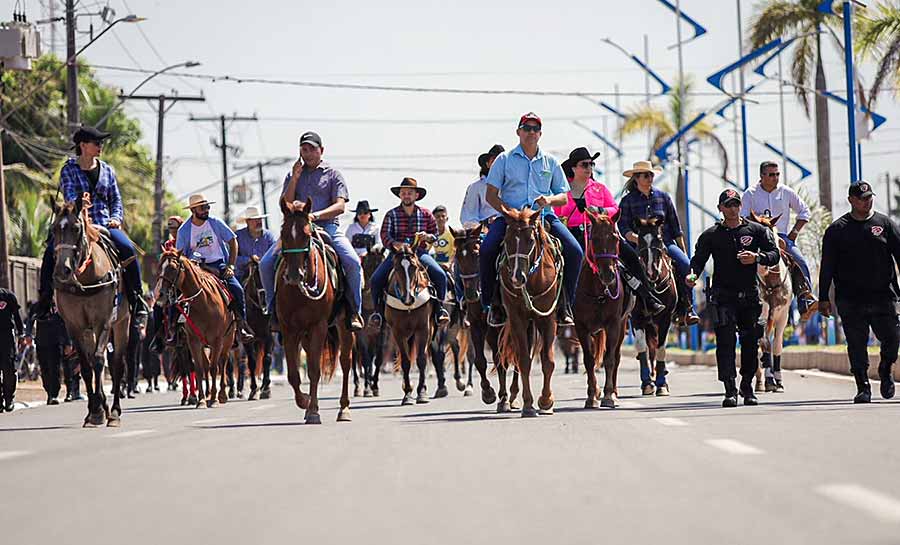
95,61,201,128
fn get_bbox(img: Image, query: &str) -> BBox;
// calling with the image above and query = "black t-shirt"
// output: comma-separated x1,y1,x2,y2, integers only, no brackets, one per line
690,218,780,295
819,211,900,304
82,162,100,195
0,288,23,345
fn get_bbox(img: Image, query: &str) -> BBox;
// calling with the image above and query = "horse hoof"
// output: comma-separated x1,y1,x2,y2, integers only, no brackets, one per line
416,394,430,404
337,408,352,422
538,407,554,415
585,398,600,409
260,388,271,400
656,384,670,397
89,412,105,426
305,413,322,425
464,385,474,397
521,406,538,418
107,417,121,428
353,385,361,397
497,400,511,413
538,397,554,412
510,401,521,411
207,399,218,408
188,395,198,406
774,381,785,393
248,387,258,401
600,397,617,409
481,385,496,405
401,393,415,406
180,397,188,406
363,386,373,397
764,378,777,393
218,392,228,405
455,379,466,392
227,388,236,400
237,390,245,399
433,386,449,399
371,387,380,397
641,384,655,396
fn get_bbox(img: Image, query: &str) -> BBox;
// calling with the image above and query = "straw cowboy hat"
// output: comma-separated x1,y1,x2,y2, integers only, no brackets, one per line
622,160,663,178
237,206,269,223
390,177,427,200
184,193,216,209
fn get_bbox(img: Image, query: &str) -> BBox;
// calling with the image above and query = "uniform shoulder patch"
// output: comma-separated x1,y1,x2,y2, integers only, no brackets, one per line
740,235,753,247
0,301,7,310
871,225,884,237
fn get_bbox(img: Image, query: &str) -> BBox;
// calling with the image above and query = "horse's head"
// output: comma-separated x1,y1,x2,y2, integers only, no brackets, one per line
280,197,315,286
749,211,784,278
387,239,428,307
452,225,483,303
155,249,185,306
361,245,386,281
586,209,619,288
634,215,667,282
500,206,542,289
50,197,94,285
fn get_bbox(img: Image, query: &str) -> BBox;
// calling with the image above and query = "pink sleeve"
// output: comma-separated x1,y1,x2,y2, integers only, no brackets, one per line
555,192,575,220
592,182,619,220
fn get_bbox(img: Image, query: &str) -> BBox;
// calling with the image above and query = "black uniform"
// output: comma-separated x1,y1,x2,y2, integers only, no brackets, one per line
0,289,24,408
818,211,900,384
28,306,76,400
690,218,779,389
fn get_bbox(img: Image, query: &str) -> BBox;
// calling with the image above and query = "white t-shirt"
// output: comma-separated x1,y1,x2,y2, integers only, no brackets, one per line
346,221,380,256
190,220,226,263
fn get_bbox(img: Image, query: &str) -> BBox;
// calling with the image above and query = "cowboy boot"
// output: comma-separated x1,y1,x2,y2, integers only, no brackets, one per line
238,318,256,344
556,291,574,327
789,266,817,320
129,292,150,328
623,270,666,316
676,281,700,326
487,293,506,328
434,300,451,325
345,292,363,332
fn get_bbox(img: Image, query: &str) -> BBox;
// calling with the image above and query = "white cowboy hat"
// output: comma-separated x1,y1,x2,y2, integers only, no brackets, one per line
623,160,663,178
237,206,269,223
184,193,216,209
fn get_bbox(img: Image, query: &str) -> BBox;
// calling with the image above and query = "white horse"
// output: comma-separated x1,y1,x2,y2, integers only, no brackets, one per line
752,212,792,393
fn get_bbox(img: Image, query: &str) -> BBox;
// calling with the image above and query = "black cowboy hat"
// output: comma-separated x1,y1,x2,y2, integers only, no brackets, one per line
390,177,427,200
353,200,379,214
71,125,111,150
478,144,505,169
561,147,601,177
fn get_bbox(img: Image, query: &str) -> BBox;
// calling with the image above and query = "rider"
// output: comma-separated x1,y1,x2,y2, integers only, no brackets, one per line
617,160,701,326
367,177,452,328
686,189,780,407
740,160,817,318
555,147,665,315
174,194,255,343
430,205,456,266
36,126,148,323
259,131,364,332
460,144,504,228
480,112,582,327
234,206,276,284
345,201,380,258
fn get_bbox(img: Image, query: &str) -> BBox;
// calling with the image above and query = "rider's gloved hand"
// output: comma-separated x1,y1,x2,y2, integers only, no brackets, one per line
223,265,235,279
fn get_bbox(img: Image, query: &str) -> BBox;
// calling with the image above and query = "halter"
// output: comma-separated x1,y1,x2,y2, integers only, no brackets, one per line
389,251,429,307
499,220,562,317
638,229,674,297
454,236,482,303
281,224,327,301
53,212,118,291
583,221,622,300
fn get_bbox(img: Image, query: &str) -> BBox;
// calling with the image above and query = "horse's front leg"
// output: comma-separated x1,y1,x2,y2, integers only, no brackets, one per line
536,318,556,414
469,320,497,405
510,322,535,417
76,348,100,427
337,327,354,422
395,330,415,406
575,322,599,409
416,326,431,404
217,344,230,405
107,323,128,426
284,331,309,410
304,324,326,425
245,341,259,401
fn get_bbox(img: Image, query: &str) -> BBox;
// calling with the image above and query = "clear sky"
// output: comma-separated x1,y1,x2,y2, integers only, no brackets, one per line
11,0,900,244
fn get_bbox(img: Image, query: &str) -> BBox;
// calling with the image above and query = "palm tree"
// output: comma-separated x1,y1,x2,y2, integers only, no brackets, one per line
619,76,729,222
857,2,900,110
748,0,843,213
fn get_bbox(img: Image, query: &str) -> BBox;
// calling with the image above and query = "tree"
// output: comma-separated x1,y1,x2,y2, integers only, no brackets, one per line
619,76,729,223
749,0,843,213
857,1,900,110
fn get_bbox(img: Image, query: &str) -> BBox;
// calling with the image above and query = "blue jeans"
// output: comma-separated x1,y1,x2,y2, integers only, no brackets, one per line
665,242,694,304
479,215,583,308
206,260,246,320
778,233,811,285
370,250,447,309
260,224,362,314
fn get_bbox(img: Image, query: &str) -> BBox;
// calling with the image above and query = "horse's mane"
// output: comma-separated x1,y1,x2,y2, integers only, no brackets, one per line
56,201,100,243
161,250,222,294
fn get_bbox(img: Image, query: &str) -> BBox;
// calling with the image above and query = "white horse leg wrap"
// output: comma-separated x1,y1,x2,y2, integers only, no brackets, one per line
634,329,647,352
657,345,667,362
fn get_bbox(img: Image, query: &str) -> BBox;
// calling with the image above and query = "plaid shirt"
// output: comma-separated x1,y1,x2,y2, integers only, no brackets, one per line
380,204,437,250
617,187,683,244
59,158,123,226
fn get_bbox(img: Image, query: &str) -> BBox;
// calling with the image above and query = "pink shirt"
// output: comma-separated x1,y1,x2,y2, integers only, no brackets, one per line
554,179,619,227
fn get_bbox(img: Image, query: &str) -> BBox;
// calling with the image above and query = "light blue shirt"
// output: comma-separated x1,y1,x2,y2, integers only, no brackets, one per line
175,216,236,263
459,176,498,225
485,144,569,215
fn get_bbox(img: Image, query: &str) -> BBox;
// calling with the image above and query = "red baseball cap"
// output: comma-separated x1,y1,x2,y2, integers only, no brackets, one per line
518,112,542,128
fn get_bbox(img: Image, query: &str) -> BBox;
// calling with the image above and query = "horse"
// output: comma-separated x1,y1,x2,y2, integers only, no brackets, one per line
354,242,389,397
241,258,273,400
432,263,465,397
497,206,562,417
277,198,354,423
557,325,580,374
50,198,130,427
630,216,679,396
573,210,635,408
751,212,792,393
383,234,437,405
155,249,236,408
449,225,501,407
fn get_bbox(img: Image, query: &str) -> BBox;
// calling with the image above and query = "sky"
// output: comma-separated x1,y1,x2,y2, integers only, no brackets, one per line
9,0,900,245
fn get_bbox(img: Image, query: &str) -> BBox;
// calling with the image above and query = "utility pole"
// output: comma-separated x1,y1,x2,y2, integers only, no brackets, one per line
189,114,258,225
736,0,750,189
257,162,270,229
65,0,78,131
0,88,8,289
122,94,205,270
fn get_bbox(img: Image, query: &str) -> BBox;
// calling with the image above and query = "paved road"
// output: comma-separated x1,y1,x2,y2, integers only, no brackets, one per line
2,359,899,544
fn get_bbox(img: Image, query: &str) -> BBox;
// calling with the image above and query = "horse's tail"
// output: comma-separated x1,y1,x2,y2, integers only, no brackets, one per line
320,326,339,383
456,328,469,365
498,323,523,371
253,341,265,378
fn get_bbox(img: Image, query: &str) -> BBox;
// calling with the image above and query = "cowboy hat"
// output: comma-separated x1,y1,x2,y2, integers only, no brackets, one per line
237,206,269,223
390,177,427,200
71,125,111,150
561,147,601,177
623,160,663,178
478,144,505,169
184,193,216,209
352,200,379,214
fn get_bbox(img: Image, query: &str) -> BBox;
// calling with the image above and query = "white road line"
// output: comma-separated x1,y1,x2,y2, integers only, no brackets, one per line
816,484,900,523
192,418,226,425
789,369,857,383
247,403,275,412
0,450,30,461
653,417,688,427
109,429,155,439
618,400,645,409
704,438,764,455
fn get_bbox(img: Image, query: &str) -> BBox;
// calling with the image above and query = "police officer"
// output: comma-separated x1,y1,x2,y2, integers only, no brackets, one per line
27,302,81,404
818,181,900,403
0,288,24,411
686,189,780,407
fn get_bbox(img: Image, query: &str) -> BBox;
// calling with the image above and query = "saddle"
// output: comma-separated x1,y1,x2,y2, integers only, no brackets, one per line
199,265,234,305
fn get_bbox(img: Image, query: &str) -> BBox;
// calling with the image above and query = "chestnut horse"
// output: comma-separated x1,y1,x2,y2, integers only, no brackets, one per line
155,250,235,408
277,198,354,424
574,211,635,408
241,258,273,400
631,216,679,396
384,235,435,405
51,199,130,427
751,212,791,393
497,206,562,417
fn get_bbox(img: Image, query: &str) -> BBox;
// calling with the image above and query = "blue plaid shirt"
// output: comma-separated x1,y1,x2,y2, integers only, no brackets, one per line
59,158,123,226
617,187,683,244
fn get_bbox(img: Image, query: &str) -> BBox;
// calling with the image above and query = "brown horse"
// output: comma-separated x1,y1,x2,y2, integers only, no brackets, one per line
355,244,388,397
497,206,561,417
51,199,130,427
155,250,235,408
631,216,679,396
241,258,273,400
277,198,354,424
574,211,635,408
384,235,434,405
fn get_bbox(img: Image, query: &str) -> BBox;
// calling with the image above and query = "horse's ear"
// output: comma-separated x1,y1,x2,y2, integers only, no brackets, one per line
635,217,645,228
280,197,291,215
499,204,515,220
771,214,782,227
50,199,61,215
305,197,313,215
448,226,459,239
466,224,482,239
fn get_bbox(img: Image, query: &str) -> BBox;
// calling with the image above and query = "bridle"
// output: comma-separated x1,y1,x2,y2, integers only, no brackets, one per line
583,220,622,300
388,246,428,306
502,222,545,286
638,228,674,295
281,214,327,301
454,235,482,304
52,208,116,291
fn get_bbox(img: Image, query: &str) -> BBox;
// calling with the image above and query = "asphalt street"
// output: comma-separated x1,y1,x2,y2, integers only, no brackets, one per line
2,358,899,545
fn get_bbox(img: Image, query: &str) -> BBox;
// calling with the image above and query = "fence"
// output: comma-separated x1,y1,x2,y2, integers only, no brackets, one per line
9,255,41,309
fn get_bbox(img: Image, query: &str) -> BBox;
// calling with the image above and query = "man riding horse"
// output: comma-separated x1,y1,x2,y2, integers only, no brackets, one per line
36,126,148,323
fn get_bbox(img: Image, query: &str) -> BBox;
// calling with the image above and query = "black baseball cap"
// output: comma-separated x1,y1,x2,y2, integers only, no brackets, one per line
718,188,742,205
299,131,322,148
849,181,875,198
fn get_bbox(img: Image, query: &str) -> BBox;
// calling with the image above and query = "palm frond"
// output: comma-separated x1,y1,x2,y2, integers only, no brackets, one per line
619,105,674,140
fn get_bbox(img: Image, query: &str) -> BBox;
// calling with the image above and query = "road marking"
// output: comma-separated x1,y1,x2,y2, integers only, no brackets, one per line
790,369,857,383
619,400,644,409
0,450,30,461
109,429,155,438
704,438,763,455
192,418,226,425
248,403,275,412
816,484,900,523
653,417,688,427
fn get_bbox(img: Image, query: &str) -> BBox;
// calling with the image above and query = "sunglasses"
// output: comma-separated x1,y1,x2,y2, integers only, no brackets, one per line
519,125,542,133
577,161,595,169
196,205,210,211
721,201,741,208
765,172,780,177
635,172,653,179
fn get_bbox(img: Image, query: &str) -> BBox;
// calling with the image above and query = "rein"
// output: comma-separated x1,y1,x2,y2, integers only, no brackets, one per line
583,222,623,301
499,223,562,317
282,229,328,301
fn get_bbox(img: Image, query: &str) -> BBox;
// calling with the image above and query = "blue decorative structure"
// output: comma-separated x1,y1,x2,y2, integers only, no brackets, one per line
657,0,708,43
600,38,673,96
